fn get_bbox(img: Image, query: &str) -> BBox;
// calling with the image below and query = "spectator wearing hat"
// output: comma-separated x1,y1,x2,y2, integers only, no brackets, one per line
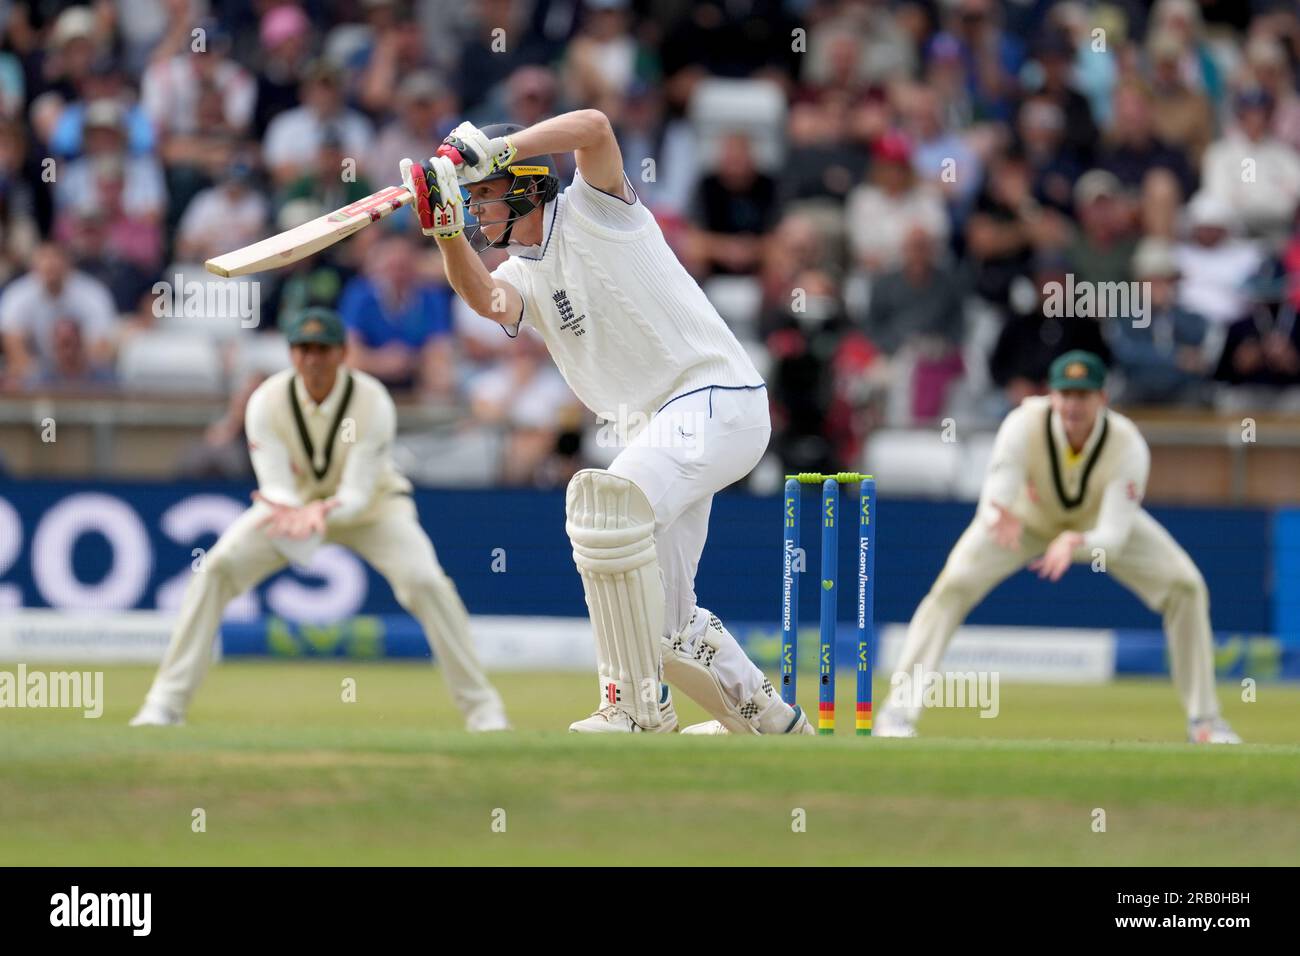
1201,88,1300,242
1107,238,1209,404
1243,35,1300,154
0,243,119,389
366,71,457,187
263,60,375,188
1066,169,1138,299
1213,255,1300,394
1145,29,1215,166
53,99,166,292
1065,170,1138,292
280,123,376,218
1176,191,1265,327
175,161,269,265
253,4,315,140
41,6,105,101
50,57,156,159
1017,95,1085,216
265,199,352,331
846,130,949,275
1148,0,1225,105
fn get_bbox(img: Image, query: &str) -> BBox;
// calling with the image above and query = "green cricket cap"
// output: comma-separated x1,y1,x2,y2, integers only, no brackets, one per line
1049,350,1107,391
283,307,346,347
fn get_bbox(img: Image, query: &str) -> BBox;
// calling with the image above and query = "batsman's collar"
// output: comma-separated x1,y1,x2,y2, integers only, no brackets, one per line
284,307,346,346
1049,350,1107,391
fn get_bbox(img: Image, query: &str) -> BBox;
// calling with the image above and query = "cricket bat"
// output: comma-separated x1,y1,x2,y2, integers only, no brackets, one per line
204,184,413,277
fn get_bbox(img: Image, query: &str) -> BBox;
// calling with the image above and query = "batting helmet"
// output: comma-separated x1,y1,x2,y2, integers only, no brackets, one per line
461,123,561,251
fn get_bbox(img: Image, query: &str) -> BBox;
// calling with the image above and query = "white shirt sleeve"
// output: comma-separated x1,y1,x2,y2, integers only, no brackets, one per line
245,385,302,507
564,168,653,231
70,274,120,344
262,112,303,168
489,257,529,336
0,278,31,335
1082,435,1149,554
327,384,396,524
980,405,1031,525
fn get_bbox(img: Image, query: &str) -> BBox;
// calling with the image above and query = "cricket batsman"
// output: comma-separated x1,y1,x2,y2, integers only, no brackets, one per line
130,308,509,731
400,111,812,734
874,350,1240,744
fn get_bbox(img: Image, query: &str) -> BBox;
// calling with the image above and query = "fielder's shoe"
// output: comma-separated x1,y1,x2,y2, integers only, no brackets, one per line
1188,716,1241,744
872,708,918,738
128,702,184,727
465,705,511,732
681,704,814,736
569,684,678,733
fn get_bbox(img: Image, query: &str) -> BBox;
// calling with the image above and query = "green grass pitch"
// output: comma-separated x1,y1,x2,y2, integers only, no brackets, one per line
2,663,1298,865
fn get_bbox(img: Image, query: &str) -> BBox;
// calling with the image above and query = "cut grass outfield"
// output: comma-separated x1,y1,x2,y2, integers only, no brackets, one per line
2,663,1298,865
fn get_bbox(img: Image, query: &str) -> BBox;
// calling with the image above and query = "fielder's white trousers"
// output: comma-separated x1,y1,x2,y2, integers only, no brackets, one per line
143,494,504,720
888,509,1221,723
607,385,772,706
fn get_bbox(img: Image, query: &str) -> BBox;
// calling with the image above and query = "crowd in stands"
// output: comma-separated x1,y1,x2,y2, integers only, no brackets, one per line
1,0,1298,483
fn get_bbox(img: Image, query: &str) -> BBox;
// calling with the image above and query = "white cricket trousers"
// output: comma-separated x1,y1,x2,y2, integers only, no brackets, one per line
888,509,1221,723
607,385,772,706
142,494,504,720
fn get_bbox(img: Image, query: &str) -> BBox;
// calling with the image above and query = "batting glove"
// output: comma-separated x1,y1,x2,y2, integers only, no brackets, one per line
400,155,464,239
436,121,517,184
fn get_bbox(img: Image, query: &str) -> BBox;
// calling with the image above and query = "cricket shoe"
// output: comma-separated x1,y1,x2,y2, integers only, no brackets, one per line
872,708,918,738
1188,716,1241,744
568,684,678,733
128,702,184,727
465,705,511,732
681,703,813,736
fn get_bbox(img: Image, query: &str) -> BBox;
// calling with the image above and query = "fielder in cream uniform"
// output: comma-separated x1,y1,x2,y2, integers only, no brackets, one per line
875,351,1240,744
400,111,812,735
130,308,508,731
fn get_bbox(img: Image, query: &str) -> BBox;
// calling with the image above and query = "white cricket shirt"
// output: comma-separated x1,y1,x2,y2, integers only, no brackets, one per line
489,169,763,430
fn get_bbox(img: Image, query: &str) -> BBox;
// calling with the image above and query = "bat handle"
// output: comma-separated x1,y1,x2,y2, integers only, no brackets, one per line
436,142,479,167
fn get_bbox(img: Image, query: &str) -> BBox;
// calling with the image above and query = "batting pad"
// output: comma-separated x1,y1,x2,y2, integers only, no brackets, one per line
565,469,665,730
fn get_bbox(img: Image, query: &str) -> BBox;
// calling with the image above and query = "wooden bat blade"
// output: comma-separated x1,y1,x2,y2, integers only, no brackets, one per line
205,185,414,277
